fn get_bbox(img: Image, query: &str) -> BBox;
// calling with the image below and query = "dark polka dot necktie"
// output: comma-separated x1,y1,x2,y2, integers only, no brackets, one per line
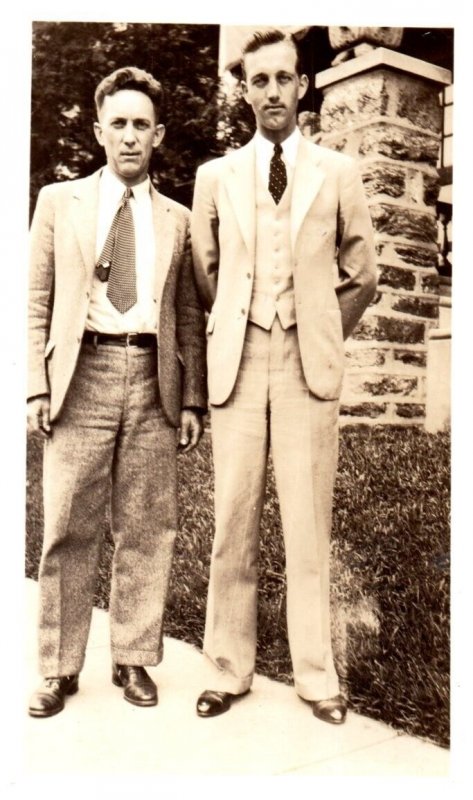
268,143,287,205
96,187,137,313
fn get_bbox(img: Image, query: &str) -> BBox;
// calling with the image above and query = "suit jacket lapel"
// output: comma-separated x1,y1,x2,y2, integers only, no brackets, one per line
71,170,101,279
224,140,256,262
291,137,325,252
150,185,176,297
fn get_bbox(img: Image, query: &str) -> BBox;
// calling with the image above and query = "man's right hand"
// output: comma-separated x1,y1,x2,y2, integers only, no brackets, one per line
27,395,52,438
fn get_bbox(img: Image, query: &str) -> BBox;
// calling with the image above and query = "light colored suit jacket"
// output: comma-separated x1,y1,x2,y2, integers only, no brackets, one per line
28,169,207,427
191,135,378,405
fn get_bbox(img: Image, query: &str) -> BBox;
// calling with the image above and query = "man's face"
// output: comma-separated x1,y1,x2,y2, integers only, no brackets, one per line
242,41,308,143
94,89,165,186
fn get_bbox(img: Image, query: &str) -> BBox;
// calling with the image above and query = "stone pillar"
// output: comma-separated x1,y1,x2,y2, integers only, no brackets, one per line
315,41,451,425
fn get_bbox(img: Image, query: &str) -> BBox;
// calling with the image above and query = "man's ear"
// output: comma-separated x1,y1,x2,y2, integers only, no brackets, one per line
298,74,309,101
241,80,251,106
153,124,166,148
93,122,103,147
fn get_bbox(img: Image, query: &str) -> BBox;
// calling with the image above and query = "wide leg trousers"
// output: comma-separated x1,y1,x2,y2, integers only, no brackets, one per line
38,342,177,676
204,319,340,701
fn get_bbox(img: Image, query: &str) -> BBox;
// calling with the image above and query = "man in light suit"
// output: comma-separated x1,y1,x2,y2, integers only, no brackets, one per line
191,30,377,723
27,66,207,717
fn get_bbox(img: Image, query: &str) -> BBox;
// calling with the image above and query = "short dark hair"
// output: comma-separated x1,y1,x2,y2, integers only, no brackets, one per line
241,29,302,76
94,66,163,120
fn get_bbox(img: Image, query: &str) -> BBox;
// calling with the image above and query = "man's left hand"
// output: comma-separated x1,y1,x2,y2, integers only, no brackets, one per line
178,409,204,453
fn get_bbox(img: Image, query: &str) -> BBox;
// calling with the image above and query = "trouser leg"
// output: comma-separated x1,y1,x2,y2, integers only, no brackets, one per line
203,323,270,693
269,321,340,700
38,344,120,676
109,347,178,666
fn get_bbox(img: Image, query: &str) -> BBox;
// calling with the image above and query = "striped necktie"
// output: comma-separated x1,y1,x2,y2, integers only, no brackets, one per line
96,187,137,313
268,143,287,205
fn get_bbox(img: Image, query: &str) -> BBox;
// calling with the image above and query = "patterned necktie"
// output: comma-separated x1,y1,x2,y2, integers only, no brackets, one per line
268,143,287,205
96,187,137,314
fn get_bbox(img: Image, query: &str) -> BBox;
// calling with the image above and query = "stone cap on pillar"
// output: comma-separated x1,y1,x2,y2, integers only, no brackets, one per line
316,47,452,91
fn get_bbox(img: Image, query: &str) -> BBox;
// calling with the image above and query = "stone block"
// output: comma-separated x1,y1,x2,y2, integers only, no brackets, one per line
353,315,425,344
370,204,437,242
423,173,441,207
394,349,427,367
397,80,443,132
378,264,416,291
321,74,390,133
359,125,440,165
340,402,387,418
421,272,441,293
391,296,439,319
345,348,386,367
362,164,405,198
361,375,418,396
395,244,438,269
395,403,425,418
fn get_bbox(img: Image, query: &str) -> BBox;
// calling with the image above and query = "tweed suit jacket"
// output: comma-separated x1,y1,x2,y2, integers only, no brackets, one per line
28,169,207,428
191,135,378,405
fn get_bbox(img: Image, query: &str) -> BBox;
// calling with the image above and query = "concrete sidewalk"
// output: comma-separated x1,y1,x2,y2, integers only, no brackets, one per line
24,578,449,777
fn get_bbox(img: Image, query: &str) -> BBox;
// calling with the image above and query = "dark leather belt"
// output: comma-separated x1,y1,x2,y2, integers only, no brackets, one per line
83,331,157,348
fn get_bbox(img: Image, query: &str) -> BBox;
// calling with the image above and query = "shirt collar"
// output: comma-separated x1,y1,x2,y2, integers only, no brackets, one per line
101,166,150,203
254,126,301,169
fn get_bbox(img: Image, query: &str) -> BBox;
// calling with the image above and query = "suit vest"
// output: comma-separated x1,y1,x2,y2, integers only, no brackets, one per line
248,168,296,330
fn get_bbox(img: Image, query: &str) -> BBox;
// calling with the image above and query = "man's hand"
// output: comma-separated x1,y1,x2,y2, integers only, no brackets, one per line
178,409,204,454
27,395,52,438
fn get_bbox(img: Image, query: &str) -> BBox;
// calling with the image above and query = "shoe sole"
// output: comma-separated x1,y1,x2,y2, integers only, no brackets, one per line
196,704,230,718
124,694,158,707
312,706,347,725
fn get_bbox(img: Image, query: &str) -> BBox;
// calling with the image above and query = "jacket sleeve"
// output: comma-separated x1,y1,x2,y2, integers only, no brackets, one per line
334,158,378,339
190,163,220,313
28,186,55,399
176,212,208,412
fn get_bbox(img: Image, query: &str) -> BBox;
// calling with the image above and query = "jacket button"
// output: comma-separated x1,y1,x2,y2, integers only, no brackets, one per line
241,308,246,315
246,273,251,279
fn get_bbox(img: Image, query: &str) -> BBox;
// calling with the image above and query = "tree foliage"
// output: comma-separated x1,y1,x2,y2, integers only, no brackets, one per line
30,21,224,216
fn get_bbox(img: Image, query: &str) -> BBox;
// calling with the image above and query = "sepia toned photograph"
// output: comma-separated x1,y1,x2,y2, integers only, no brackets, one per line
11,8,461,790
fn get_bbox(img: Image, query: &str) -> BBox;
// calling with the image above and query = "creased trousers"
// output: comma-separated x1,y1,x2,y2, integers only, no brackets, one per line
38,342,177,676
204,319,340,701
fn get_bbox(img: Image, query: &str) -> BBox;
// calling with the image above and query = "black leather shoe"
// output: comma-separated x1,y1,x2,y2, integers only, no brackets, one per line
311,694,347,725
112,664,157,707
28,675,79,718
196,689,248,718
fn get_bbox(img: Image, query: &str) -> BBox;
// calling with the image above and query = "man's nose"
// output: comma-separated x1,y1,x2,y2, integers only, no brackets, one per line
122,122,137,144
266,78,280,100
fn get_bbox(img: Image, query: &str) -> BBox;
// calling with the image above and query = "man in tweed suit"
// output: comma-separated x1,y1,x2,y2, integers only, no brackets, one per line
192,30,377,724
27,66,207,717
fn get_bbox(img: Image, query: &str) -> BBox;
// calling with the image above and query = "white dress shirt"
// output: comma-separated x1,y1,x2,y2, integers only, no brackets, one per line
86,167,157,334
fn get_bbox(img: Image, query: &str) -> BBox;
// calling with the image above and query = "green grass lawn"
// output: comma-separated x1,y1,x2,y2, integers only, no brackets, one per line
26,424,450,747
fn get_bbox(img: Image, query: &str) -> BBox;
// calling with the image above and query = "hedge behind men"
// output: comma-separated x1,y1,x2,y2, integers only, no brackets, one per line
27,67,207,717
191,31,377,724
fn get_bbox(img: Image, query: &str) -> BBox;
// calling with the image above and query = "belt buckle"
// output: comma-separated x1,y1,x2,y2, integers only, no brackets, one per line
126,333,138,347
